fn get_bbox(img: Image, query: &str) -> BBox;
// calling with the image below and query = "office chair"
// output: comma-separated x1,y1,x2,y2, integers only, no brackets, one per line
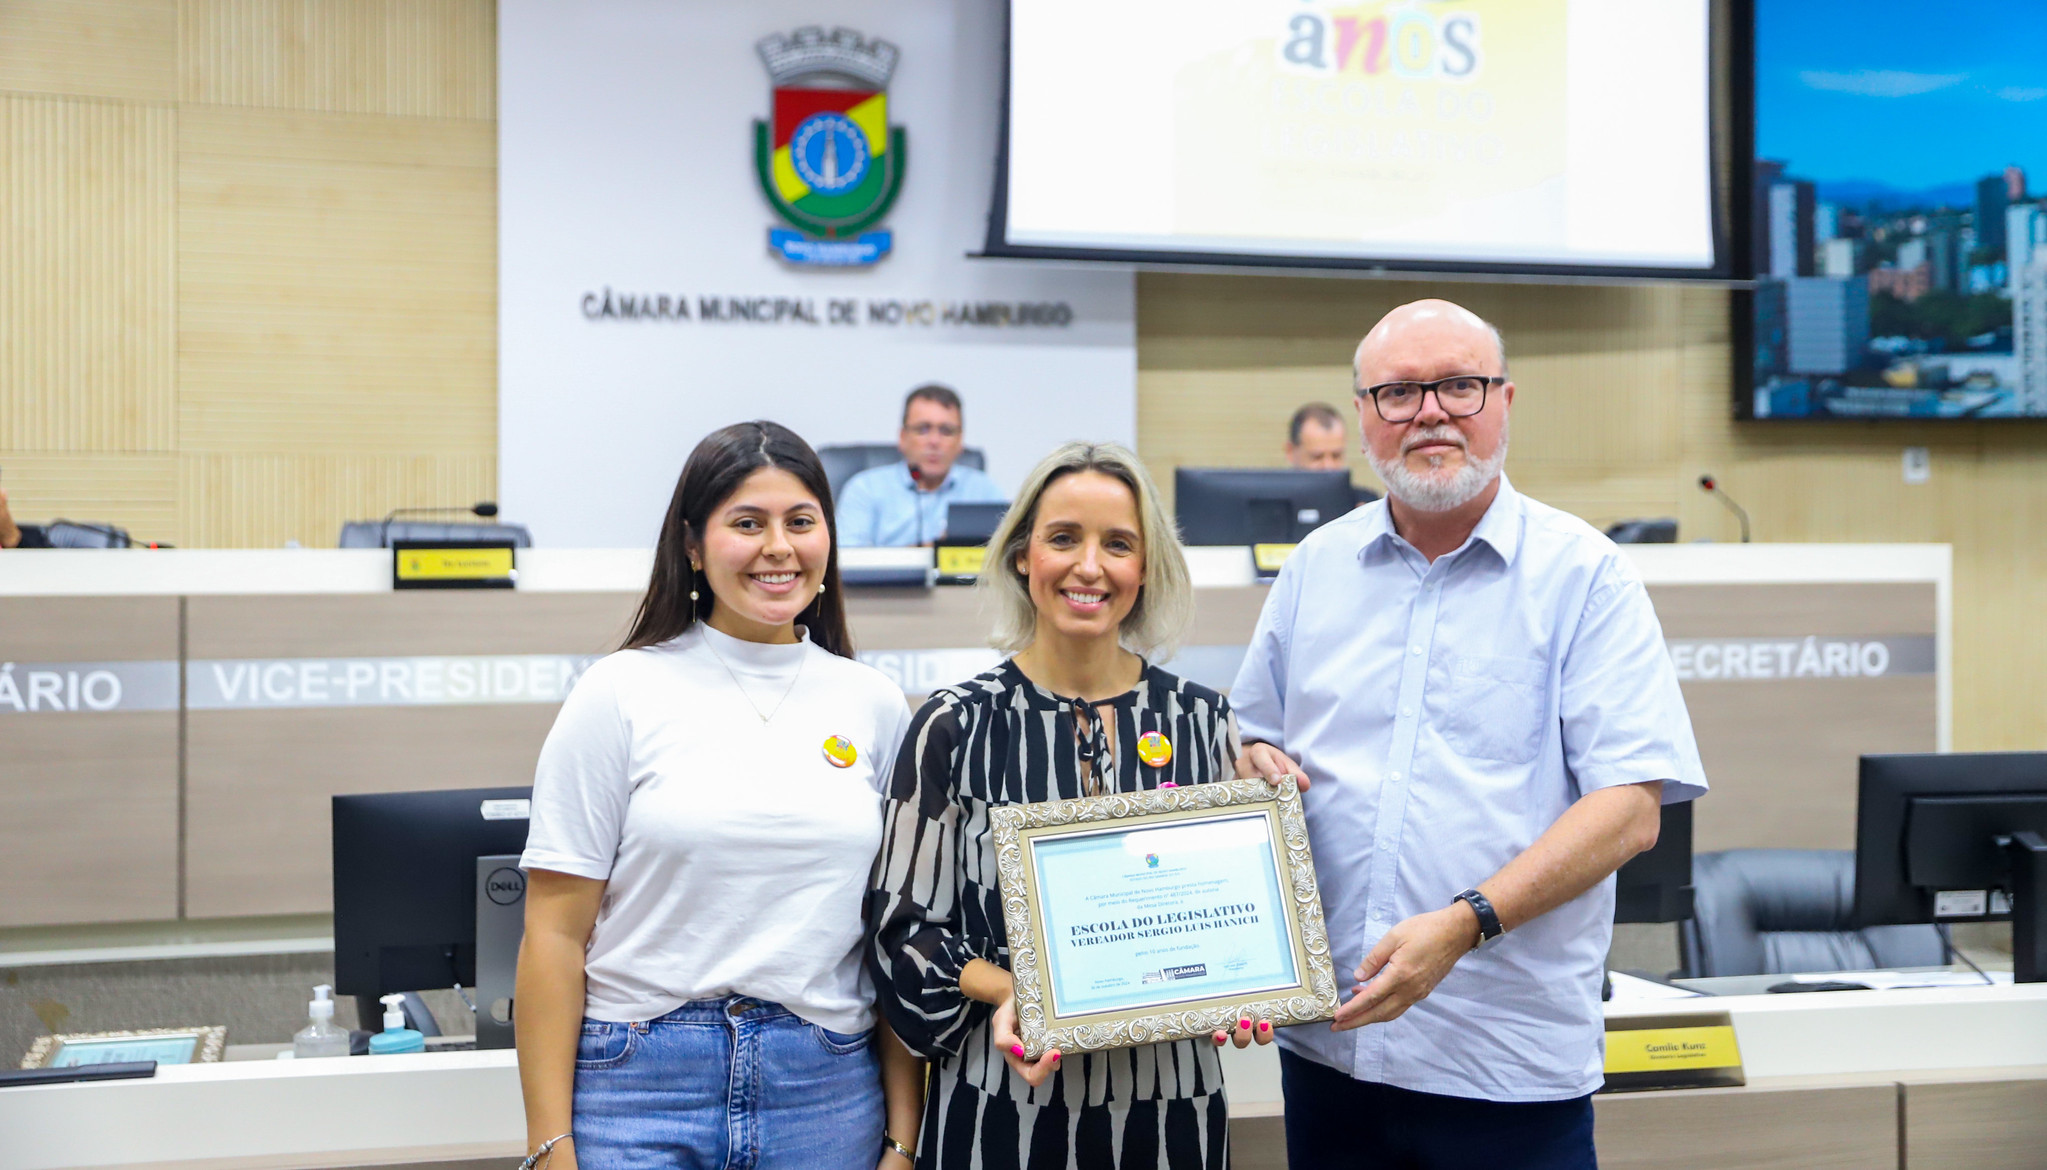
1678,849,1948,978
44,521,133,548
1606,518,1678,544
337,521,533,549
817,443,986,498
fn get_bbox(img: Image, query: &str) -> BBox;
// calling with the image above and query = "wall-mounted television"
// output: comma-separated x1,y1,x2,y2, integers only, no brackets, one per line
1741,0,2047,419
986,0,1734,281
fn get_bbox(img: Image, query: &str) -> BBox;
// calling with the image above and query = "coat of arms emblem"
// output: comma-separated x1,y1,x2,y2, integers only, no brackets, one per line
754,26,906,267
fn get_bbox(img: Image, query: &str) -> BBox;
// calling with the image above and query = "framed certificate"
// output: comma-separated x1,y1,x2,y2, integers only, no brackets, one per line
992,776,1338,1058
22,1026,226,1069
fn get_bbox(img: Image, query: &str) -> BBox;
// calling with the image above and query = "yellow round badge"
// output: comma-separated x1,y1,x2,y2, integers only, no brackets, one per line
822,736,858,768
1136,731,1173,768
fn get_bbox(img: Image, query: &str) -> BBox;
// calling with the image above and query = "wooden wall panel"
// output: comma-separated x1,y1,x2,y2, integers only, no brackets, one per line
1136,273,2047,752
1957,445,2047,749
0,716,180,926
177,451,495,549
0,0,177,102
178,0,495,119
176,105,496,457
0,453,180,543
185,706,555,917
0,93,176,453
0,595,182,927
1595,1083,1898,1170
0,2,497,548
1903,1075,2047,1170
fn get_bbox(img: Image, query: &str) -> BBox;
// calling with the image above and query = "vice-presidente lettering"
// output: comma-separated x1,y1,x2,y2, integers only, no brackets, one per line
195,655,599,709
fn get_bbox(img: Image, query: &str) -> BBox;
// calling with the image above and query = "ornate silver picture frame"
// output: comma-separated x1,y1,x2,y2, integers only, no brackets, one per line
22,1026,227,1069
992,776,1338,1058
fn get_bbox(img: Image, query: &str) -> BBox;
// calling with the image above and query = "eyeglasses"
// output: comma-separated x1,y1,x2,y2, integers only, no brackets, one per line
905,422,960,438
1356,375,1503,423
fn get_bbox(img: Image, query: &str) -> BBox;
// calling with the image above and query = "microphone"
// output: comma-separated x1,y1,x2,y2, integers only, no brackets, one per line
380,502,501,548
907,464,927,544
1697,475,1750,543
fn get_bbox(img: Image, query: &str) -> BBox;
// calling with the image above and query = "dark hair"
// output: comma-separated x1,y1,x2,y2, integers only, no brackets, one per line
902,383,962,425
1288,402,1345,445
622,421,852,657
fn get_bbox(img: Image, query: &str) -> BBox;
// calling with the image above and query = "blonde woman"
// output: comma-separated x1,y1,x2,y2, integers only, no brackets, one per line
866,442,1271,1170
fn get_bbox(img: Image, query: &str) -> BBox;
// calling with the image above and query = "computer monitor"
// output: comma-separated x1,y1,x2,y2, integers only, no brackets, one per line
1174,468,1356,546
943,502,1009,546
1614,799,1695,924
333,787,533,1039
1853,752,2047,983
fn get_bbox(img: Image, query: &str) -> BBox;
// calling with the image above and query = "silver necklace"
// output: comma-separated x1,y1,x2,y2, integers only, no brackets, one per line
702,627,806,724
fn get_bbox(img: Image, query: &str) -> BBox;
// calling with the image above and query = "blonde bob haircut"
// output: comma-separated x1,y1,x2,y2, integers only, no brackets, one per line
979,441,1194,661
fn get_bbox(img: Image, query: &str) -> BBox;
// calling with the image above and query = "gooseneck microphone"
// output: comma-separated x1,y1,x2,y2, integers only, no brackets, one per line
907,464,932,545
379,502,500,548
1697,475,1750,543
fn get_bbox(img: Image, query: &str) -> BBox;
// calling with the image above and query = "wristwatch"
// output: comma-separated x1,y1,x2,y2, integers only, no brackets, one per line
1452,888,1504,949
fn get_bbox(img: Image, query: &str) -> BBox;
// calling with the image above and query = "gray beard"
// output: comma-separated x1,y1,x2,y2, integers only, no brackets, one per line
1367,424,1509,513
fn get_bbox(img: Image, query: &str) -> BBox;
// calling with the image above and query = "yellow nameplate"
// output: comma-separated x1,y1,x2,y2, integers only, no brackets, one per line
1604,1025,1741,1075
1252,543,1297,573
398,547,515,581
936,545,987,578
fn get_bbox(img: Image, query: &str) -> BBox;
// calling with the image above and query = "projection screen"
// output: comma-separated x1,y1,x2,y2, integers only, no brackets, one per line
989,0,1730,278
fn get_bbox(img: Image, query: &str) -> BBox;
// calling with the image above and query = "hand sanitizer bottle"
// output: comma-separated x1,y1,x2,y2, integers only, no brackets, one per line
292,985,350,1059
367,993,427,1054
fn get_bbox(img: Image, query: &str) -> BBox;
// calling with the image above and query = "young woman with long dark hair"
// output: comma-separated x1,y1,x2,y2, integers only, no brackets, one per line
516,421,924,1170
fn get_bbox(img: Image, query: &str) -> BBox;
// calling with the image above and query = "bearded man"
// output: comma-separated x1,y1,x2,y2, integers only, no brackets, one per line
1230,299,1707,1170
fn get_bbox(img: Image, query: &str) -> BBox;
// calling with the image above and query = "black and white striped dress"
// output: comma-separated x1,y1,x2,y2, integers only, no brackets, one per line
866,660,1244,1170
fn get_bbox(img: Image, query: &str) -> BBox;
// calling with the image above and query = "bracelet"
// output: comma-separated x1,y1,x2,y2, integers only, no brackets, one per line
521,1133,572,1170
883,1135,916,1161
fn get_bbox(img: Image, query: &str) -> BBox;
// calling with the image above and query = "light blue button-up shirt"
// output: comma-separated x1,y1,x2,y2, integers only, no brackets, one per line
1230,476,1707,1101
835,461,1007,548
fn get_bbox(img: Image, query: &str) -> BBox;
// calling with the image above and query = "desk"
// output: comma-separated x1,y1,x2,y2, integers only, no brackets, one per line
0,544,1948,930
7,985,2042,1170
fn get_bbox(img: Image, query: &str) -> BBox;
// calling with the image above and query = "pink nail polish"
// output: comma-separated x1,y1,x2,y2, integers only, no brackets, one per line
1258,1021,1271,1033
1011,1044,1024,1057
1239,1018,1251,1030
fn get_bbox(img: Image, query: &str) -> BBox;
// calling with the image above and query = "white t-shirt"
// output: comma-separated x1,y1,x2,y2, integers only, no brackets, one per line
520,623,911,1033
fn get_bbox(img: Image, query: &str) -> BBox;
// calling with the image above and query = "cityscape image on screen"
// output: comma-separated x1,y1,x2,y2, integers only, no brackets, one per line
1750,0,2047,418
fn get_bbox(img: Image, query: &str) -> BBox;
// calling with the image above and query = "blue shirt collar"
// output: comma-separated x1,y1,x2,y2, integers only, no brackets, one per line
1357,474,1523,567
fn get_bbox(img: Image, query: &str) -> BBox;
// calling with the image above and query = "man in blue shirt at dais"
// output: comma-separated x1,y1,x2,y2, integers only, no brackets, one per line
836,384,1006,547
1231,299,1707,1170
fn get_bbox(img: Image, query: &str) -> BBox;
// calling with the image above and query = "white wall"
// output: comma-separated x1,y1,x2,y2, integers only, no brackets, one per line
499,0,1136,547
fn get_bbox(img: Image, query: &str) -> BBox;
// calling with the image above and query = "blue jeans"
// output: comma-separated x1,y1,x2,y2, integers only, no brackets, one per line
573,996,884,1170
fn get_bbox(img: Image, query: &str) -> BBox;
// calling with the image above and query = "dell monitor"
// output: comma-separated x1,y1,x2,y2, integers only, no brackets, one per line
1614,799,1695,924
1853,752,2047,983
333,786,534,1045
942,502,1009,546
1174,468,1355,546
